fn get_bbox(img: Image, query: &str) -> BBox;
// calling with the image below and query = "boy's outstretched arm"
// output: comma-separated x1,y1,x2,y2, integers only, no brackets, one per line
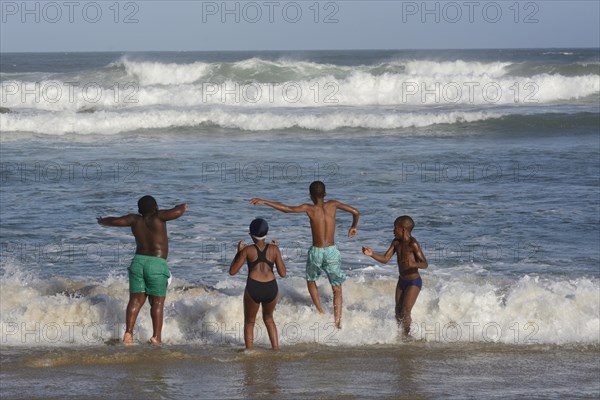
334,202,359,238
362,240,396,264
249,198,309,213
97,214,135,227
158,203,189,221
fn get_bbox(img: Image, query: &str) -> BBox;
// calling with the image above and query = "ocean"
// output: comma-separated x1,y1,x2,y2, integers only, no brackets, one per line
1,49,599,399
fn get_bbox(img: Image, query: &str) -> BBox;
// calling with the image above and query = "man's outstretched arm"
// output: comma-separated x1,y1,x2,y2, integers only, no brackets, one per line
97,214,136,227
158,203,189,221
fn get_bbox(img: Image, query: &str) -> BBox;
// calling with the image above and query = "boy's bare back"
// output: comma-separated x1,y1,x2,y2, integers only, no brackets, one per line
362,216,427,280
249,198,358,248
393,237,426,280
305,200,357,247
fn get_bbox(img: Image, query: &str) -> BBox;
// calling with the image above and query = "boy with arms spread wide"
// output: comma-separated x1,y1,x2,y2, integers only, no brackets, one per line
362,215,428,336
250,181,359,329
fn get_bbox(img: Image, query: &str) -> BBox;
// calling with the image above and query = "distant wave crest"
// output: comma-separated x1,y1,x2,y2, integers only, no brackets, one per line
0,109,505,135
1,57,598,136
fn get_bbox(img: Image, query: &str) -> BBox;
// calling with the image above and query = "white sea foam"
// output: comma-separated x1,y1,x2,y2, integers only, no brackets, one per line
1,264,598,347
2,73,597,112
402,60,512,78
0,109,505,135
122,59,212,85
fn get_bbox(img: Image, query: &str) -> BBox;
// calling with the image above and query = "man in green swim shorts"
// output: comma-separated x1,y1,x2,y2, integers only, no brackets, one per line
98,196,188,345
251,181,359,328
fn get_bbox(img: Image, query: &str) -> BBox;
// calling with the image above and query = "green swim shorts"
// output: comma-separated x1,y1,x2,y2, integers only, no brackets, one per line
128,254,171,296
306,245,346,286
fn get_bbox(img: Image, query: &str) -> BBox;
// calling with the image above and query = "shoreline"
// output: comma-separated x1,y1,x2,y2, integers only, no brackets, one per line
2,343,599,399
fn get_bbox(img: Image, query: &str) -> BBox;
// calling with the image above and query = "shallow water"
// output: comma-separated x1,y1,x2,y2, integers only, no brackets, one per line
1,49,599,398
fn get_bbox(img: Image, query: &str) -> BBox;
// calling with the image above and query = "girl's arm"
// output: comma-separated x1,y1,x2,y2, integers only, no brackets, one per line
229,241,247,276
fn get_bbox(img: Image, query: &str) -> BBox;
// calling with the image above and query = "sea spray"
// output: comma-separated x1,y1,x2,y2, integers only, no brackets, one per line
2,264,598,347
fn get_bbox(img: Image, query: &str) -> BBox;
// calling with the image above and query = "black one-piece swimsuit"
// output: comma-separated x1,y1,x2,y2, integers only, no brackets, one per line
246,244,278,303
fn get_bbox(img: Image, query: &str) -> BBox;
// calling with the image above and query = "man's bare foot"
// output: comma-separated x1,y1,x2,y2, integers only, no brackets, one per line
148,336,161,345
123,332,134,345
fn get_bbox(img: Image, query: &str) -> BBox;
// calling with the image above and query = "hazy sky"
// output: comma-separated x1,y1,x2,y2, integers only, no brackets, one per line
1,0,599,52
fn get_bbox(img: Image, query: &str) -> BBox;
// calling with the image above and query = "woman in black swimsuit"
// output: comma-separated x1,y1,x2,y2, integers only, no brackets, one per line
229,218,287,350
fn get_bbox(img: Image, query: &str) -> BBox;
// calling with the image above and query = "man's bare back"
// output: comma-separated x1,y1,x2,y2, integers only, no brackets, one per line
130,214,169,258
98,205,188,259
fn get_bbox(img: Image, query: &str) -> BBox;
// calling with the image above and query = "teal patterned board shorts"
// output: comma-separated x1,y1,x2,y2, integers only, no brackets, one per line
305,245,346,286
